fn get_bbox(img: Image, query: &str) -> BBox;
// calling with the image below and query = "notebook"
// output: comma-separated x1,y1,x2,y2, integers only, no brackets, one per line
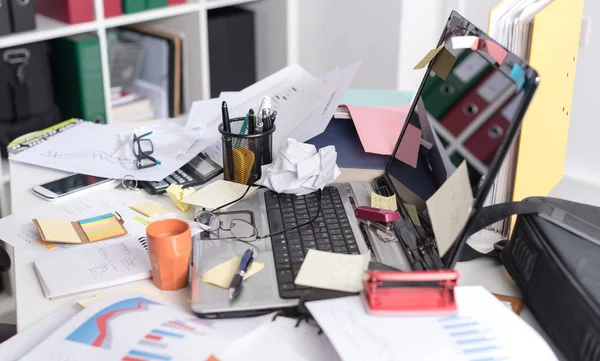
33,237,151,299
33,213,127,244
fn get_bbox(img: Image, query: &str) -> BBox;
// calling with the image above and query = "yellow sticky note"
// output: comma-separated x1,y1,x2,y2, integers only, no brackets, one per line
35,219,81,244
431,47,457,80
166,184,196,212
413,44,445,70
403,203,422,227
202,257,264,289
426,161,474,256
130,202,170,218
370,192,397,211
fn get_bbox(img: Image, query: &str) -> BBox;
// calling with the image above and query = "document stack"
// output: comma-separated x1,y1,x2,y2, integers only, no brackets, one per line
485,0,584,234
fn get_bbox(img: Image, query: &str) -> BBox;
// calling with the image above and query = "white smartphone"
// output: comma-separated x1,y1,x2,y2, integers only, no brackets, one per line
32,174,114,201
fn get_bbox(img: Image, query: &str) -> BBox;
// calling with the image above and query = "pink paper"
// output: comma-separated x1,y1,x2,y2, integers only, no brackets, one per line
345,105,422,168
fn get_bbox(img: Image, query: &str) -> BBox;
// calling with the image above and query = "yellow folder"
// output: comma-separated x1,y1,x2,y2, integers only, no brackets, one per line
489,0,584,204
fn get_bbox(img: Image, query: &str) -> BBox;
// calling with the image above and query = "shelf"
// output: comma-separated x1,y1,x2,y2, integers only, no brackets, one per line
103,3,201,29
0,15,98,49
204,0,261,10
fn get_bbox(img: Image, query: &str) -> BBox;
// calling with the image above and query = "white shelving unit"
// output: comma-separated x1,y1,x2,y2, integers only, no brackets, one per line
0,0,292,124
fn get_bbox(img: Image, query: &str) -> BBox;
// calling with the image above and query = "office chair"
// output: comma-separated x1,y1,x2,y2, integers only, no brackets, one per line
0,245,16,344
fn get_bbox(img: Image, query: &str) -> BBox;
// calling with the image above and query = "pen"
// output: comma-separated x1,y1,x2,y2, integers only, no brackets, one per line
222,101,234,180
248,109,257,135
229,248,254,300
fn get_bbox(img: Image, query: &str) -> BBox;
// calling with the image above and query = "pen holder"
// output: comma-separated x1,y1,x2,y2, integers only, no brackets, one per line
219,118,275,185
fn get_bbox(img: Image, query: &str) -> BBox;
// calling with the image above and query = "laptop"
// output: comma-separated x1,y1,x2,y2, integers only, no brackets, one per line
191,11,540,318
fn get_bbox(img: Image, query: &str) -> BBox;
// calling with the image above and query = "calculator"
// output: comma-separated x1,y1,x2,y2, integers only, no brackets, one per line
139,153,223,195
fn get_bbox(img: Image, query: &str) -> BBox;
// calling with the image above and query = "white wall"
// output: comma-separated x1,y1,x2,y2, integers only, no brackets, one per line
564,0,600,185
295,0,403,88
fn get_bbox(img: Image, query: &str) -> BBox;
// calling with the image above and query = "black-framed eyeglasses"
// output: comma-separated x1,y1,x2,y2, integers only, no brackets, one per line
194,189,323,246
133,131,161,169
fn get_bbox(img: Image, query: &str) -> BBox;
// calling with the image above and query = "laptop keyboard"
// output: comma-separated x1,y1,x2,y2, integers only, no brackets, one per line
265,186,360,299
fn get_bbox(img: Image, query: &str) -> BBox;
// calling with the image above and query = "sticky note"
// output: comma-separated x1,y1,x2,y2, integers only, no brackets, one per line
294,250,371,293
35,219,81,244
510,64,526,91
413,44,445,69
79,213,126,242
478,40,508,64
202,257,264,289
425,161,474,256
166,184,196,212
371,192,397,211
132,215,152,226
36,238,56,250
451,36,480,50
182,180,259,210
130,202,170,218
431,47,457,80
403,203,422,227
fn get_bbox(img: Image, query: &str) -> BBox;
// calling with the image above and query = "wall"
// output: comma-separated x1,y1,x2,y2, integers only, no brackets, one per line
294,0,403,88
564,0,600,185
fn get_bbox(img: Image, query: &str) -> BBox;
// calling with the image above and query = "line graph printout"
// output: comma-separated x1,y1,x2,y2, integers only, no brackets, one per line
20,293,274,361
306,286,558,361
9,122,215,181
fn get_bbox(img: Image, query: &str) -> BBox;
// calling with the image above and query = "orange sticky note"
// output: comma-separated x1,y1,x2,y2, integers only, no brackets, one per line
345,105,421,168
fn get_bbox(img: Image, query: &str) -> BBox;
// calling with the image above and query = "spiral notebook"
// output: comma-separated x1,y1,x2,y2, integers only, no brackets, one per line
33,237,151,299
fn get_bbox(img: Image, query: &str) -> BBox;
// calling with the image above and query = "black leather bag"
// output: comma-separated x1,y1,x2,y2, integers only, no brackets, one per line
500,197,600,361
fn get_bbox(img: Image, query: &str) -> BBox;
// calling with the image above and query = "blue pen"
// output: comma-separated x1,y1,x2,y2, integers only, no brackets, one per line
228,248,254,300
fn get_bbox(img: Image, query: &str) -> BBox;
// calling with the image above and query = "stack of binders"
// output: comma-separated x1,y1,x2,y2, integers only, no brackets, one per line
122,0,167,14
484,0,584,235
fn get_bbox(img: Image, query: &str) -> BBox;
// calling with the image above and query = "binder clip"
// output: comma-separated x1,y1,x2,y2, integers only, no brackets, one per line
362,270,459,315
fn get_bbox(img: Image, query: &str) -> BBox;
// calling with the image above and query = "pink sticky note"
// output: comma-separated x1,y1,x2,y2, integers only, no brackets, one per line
345,105,421,168
478,40,508,64
451,36,480,50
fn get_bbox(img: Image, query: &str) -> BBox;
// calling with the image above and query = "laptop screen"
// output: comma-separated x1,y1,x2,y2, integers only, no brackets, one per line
384,12,539,268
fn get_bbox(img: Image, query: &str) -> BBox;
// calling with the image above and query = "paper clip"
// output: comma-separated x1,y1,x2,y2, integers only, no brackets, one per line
362,270,459,315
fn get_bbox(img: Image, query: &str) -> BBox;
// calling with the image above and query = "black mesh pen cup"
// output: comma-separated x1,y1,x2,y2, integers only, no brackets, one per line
219,117,276,185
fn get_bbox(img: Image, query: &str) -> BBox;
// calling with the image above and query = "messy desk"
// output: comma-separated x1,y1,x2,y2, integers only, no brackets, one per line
0,11,568,361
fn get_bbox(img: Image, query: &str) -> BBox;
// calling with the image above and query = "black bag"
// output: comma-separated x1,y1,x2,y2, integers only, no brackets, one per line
499,197,600,361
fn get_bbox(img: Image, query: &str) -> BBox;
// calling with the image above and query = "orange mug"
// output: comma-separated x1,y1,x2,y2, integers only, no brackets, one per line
146,219,192,291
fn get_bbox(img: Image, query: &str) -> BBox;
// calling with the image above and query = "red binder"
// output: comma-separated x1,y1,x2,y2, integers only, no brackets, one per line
440,70,515,137
464,92,525,165
168,0,186,4
36,0,95,24
362,270,459,315
104,0,123,17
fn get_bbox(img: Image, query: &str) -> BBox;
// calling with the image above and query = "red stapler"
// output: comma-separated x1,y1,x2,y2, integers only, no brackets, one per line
362,270,459,315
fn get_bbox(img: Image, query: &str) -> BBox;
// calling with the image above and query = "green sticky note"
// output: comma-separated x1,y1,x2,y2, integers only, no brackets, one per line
133,215,151,226
341,89,414,108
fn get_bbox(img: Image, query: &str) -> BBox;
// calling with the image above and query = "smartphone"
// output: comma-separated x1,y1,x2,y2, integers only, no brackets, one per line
33,174,114,201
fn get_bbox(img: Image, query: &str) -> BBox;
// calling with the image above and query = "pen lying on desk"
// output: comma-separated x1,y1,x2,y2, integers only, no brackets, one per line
229,248,254,300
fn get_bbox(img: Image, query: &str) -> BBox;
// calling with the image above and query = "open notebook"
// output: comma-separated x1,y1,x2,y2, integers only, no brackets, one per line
34,237,151,299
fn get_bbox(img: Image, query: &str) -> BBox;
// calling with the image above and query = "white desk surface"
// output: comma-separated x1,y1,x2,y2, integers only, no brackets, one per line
7,151,562,358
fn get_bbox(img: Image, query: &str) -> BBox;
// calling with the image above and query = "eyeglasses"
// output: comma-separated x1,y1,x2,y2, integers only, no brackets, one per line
195,189,323,246
133,131,161,169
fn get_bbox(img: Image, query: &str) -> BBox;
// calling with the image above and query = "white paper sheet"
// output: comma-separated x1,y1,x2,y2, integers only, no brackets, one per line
0,303,81,361
306,286,558,361
19,293,274,361
294,250,371,293
9,122,217,182
215,316,341,361
0,190,170,259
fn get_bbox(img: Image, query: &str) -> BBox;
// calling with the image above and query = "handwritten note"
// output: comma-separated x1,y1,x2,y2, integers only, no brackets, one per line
294,250,371,293
413,44,445,69
403,203,422,227
371,192,397,211
425,161,474,256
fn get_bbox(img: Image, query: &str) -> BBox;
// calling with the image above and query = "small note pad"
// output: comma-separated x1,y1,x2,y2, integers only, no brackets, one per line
130,202,170,218
295,250,371,293
426,161,474,256
370,192,397,211
202,257,264,289
35,219,81,244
